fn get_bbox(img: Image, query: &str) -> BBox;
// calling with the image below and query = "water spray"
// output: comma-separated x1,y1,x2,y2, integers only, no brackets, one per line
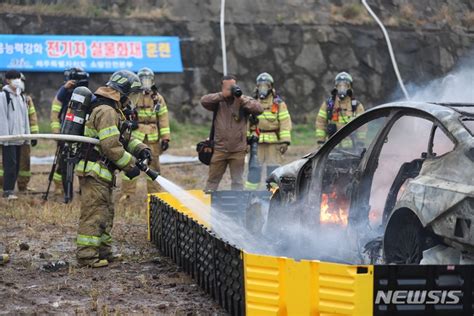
362,0,410,100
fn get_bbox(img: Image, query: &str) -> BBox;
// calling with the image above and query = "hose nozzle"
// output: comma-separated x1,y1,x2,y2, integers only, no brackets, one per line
136,159,160,181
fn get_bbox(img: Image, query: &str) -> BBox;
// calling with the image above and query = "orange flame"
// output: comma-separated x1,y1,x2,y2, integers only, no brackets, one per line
320,192,349,226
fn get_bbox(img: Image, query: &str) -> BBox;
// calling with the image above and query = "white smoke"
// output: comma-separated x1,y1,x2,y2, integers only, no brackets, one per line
156,55,474,265
403,54,474,103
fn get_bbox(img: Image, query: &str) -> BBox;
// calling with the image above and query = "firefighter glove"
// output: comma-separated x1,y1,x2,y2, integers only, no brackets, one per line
130,120,139,130
279,143,289,155
161,139,169,152
125,165,140,180
138,148,152,162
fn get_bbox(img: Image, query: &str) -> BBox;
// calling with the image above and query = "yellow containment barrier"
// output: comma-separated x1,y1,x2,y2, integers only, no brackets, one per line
149,190,472,316
148,190,211,240
243,253,373,316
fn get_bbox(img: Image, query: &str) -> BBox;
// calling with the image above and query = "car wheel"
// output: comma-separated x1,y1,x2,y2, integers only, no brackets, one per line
383,209,434,264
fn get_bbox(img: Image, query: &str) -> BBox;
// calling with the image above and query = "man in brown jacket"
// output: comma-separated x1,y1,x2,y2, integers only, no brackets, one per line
201,75,263,191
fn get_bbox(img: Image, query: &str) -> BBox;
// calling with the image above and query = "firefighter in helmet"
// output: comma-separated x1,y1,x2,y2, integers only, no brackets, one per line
0,72,39,191
245,72,292,190
50,67,90,196
75,70,151,267
120,67,170,200
315,72,365,148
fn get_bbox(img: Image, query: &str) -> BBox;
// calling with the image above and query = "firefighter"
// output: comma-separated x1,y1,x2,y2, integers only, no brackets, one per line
18,73,39,191
245,72,292,190
50,67,89,195
315,72,365,148
0,73,39,191
74,70,150,267
120,68,170,200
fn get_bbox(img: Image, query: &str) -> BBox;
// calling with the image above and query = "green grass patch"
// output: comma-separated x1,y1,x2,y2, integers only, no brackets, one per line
38,120,51,134
168,119,211,148
291,123,316,146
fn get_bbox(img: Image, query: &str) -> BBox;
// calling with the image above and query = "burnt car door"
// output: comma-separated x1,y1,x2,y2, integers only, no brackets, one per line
302,109,391,230
354,111,456,227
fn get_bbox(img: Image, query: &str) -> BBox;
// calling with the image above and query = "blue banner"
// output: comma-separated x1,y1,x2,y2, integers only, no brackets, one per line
0,34,183,73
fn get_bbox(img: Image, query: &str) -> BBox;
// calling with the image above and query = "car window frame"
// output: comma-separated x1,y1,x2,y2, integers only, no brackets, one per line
352,108,458,228
427,123,457,159
304,108,392,227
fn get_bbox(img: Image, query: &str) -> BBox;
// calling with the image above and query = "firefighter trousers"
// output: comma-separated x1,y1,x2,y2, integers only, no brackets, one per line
245,143,283,190
76,176,114,265
205,150,246,191
0,144,32,191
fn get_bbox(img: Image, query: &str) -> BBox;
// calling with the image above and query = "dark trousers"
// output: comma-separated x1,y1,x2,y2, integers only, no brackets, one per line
2,145,21,193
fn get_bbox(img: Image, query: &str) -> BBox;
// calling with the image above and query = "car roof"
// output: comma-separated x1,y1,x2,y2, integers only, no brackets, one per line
369,101,473,117
364,101,474,141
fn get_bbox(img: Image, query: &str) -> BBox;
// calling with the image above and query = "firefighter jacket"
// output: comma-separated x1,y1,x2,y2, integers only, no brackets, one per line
131,92,170,143
315,96,365,145
50,85,72,133
250,95,292,144
26,95,39,134
75,86,148,183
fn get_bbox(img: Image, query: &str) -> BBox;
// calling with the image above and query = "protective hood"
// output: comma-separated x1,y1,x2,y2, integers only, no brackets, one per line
94,86,121,102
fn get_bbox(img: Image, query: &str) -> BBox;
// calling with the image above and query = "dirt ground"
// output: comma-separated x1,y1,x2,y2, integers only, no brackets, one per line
0,141,312,315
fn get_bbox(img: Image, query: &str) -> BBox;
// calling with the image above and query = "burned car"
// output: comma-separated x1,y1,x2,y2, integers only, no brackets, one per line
266,102,474,264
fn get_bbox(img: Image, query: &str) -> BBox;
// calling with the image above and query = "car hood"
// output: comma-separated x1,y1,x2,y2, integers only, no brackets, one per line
266,158,309,185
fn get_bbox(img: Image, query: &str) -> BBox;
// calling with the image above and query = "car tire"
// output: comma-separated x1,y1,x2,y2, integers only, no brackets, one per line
383,208,436,264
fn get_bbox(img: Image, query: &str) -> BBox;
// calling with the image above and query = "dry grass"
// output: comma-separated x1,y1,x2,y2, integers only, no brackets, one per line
341,3,364,20
0,1,105,18
126,6,171,20
463,11,474,28
0,1,170,20
330,3,372,25
431,4,455,26
400,3,416,21
397,3,423,27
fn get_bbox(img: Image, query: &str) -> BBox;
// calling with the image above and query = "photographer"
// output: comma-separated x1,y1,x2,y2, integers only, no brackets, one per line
200,75,263,191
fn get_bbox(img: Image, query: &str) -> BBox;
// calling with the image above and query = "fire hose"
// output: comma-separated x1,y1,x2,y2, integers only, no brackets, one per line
0,133,160,185
0,133,99,145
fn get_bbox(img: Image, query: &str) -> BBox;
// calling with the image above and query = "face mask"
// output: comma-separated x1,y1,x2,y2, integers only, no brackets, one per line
18,80,25,92
140,76,154,90
10,78,22,89
257,82,272,99
335,82,351,99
